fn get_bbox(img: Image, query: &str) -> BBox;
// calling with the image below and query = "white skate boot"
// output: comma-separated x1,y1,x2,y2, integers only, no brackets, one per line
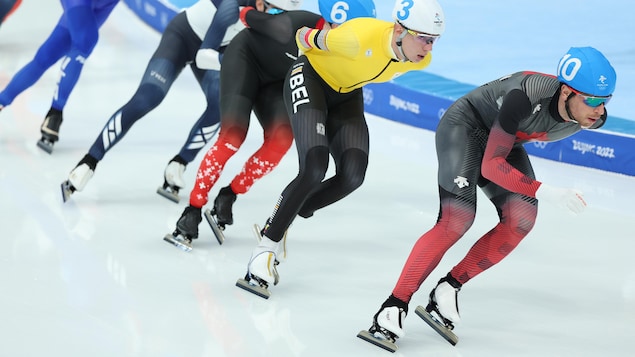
253,223,289,263
157,155,187,203
414,273,461,345
252,220,288,262
165,160,186,189
431,280,461,325
358,295,407,352
60,154,97,202
236,236,281,299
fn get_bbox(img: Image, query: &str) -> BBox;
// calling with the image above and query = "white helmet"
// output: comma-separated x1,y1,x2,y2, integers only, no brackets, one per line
266,0,303,11
392,0,445,36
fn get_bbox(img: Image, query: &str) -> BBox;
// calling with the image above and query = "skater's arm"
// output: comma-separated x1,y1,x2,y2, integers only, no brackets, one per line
201,0,241,51
480,89,542,197
240,8,326,45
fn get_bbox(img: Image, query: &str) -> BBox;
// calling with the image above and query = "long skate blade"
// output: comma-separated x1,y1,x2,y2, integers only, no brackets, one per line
156,186,180,203
357,330,398,353
37,139,53,154
252,224,262,242
236,278,270,299
415,305,458,346
204,209,225,245
60,180,74,203
163,233,192,252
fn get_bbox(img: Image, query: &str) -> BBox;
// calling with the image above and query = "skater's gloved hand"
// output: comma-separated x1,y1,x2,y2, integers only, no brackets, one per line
195,48,221,71
535,183,587,215
240,6,255,28
295,27,313,54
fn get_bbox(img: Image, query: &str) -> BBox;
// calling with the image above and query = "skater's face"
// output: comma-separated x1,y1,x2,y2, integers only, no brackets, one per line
393,23,436,63
559,85,608,129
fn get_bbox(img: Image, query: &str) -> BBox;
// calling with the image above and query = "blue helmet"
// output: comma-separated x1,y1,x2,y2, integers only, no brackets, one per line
557,47,616,96
319,0,376,24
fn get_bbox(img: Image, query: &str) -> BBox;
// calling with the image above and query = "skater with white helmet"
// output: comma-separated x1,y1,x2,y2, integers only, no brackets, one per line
163,0,329,251
237,0,444,299
166,0,379,252
362,46,616,351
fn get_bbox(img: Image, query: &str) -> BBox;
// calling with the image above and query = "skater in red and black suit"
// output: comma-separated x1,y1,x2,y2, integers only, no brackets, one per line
364,46,617,350
164,0,328,251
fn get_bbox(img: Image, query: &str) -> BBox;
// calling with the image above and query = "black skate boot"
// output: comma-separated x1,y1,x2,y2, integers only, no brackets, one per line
204,186,236,245
357,295,408,353
157,155,187,203
415,273,461,345
212,186,237,227
37,108,63,154
164,205,202,252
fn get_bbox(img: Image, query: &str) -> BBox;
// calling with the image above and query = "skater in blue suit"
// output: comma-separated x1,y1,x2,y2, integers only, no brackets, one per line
0,0,120,153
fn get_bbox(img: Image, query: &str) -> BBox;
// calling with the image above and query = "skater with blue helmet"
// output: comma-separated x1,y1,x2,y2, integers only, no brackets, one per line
362,46,616,352
319,0,376,25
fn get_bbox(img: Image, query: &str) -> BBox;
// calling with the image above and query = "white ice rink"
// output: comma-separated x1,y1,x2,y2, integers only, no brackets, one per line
1,2,634,357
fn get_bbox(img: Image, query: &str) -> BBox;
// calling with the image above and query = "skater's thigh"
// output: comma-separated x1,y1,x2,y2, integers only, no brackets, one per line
325,90,369,158
435,121,486,196
253,81,290,132
33,24,72,65
219,63,259,132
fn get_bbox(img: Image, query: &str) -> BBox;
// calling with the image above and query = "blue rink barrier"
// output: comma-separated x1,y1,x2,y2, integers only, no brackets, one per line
123,0,635,177
122,0,195,32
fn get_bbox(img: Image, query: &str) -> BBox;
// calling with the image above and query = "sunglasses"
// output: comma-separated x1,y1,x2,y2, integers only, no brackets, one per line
405,29,439,45
569,86,611,107
263,1,283,14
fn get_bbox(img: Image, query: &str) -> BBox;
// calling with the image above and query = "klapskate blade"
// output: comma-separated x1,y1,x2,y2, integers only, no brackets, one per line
156,186,180,203
252,224,262,242
163,233,192,252
204,209,225,245
236,278,270,299
415,305,459,345
356,330,398,353
60,180,73,203
36,139,53,154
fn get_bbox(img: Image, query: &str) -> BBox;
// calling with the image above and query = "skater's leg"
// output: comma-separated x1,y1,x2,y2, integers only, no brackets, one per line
174,68,221,164
450,147,538,284
0,22,70,106
212,84,293,226
390,124,485,304
86,58,179,161
190,97,252,207
49,3,100,112
228,82,293,194
296,92,368,218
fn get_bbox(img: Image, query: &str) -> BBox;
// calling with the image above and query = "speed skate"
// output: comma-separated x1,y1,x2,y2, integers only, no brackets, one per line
163,232,192,252
156,183,180,203
36,137,55,154
204,208,226,244
60,180,75,202
236,276,271,299
356,329,398,353
415,305,459,345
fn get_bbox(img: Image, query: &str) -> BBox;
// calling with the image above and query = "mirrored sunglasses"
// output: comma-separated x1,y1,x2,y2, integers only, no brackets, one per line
263,1,283,14
570,87,611,107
